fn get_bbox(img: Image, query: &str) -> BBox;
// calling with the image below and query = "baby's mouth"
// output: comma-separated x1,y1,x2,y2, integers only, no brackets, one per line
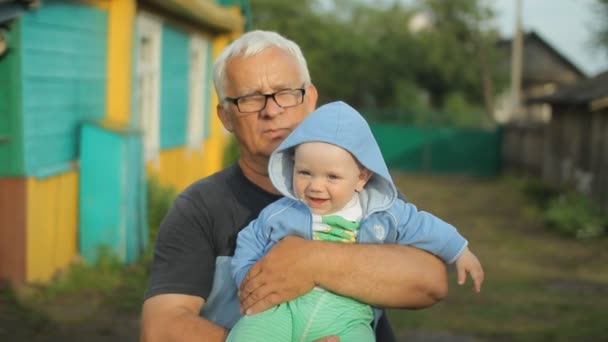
307,197,327,207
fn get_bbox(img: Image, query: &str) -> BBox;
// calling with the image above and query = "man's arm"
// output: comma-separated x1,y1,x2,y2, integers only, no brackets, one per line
140,294,228,342
239,236,448,315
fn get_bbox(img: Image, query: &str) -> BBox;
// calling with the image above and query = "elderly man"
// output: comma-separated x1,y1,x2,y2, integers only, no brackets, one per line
140,30,447,342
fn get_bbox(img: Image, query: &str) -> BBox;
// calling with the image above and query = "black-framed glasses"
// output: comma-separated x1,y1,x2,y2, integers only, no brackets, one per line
224,88,306,114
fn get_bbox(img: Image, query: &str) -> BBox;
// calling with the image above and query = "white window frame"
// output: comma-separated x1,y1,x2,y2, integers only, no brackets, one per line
187,34,211,150
135,13,162,162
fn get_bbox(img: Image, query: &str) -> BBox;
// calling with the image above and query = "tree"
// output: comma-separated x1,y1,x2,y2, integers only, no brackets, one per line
249,0,505,127
592,0,608,57
410,0,502,121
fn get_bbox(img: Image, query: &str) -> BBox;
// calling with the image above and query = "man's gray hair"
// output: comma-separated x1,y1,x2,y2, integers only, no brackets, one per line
213,30,311,102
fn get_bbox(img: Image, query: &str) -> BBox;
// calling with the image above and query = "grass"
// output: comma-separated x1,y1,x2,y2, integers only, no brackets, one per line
2,172,607,341
388,172,608,342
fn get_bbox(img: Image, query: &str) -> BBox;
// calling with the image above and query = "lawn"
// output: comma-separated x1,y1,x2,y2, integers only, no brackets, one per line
1,172,606,341
388,173,608,342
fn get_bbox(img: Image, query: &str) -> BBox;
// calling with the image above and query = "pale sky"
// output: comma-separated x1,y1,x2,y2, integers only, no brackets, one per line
492,0,608,77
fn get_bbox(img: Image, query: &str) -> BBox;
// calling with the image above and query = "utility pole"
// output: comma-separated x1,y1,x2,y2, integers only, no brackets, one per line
510,0,523,121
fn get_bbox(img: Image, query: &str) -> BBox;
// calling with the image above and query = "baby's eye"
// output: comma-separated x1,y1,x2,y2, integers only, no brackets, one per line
297,170,311,176
328,174,340,180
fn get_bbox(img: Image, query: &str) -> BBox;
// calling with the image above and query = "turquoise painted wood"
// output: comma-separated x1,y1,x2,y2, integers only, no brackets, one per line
79,122,148,264
20,1,107,177
0,19,24,176
160,25,188,148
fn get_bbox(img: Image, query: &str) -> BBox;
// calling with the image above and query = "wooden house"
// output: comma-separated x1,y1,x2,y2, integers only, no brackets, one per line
530,71,608,214
0,0,248,285
495,31,587,123
499,31,588,177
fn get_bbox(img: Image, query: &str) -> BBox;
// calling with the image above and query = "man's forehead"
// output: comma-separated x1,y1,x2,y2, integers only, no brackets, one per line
225,52,303,93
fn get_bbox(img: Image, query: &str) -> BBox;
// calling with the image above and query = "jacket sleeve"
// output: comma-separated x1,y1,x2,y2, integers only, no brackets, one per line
231,210,273,288
394,200,467,264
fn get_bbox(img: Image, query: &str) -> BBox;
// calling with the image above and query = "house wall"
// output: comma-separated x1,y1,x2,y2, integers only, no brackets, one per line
20,2,108,282
547,108,608,213
21,2,108,176
0,1,109,284
0,178,27,285
26,171,79,282
501,123,545,177
503,106,608,214
0,20,23,176
589,109,608,213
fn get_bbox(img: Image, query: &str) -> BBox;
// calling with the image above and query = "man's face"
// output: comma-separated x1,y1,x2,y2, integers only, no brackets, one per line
218,47,318,164
292,142,370,215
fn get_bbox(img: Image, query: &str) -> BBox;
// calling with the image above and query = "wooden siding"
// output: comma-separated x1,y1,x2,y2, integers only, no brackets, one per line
501,124,546,177
20,2,107,176
547,108,608,213
0,20,24,176
502,108,608,214
79,123,146,264
26,171,79,282
0,178,27,285
160,25,189,148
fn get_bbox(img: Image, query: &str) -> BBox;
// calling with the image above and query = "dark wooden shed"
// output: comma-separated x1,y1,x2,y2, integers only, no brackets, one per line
531,71,608,213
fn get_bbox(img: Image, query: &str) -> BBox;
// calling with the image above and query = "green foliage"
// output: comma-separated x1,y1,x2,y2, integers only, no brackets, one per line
519,178,607,239
249,0,505,125
30,247,123,302
592,0,608,58
146,176,177,246
544,193,607,239
441,92,489,127
223,135,240,167
521,179,561,209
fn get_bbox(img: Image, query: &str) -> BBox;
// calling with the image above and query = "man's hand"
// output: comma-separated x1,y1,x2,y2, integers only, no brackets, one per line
239,236,318,315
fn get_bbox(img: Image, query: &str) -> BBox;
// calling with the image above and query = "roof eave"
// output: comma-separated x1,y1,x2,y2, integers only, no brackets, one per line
140,0,244,34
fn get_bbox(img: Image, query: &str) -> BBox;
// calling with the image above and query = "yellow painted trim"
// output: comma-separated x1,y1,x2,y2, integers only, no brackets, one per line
26,172,79,283
106,0,135,124
143,0,243,33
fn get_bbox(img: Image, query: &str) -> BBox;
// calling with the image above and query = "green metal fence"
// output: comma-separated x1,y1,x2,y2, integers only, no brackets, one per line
370,123,502,177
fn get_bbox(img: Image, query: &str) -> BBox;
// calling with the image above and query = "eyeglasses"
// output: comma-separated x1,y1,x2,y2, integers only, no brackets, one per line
224,88,306,114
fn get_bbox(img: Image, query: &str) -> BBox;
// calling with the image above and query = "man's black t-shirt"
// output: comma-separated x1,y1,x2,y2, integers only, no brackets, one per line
144,163,396,341
145,163,281,300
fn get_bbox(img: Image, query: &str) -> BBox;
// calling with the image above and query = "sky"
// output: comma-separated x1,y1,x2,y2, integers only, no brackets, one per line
492,0,608,77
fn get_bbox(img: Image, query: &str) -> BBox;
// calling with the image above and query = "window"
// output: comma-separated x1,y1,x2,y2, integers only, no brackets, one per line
135,13,162,162
187,34,211,150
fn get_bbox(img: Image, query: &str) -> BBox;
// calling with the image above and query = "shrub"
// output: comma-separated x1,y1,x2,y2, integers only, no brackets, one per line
544,192,607,239
521,179,561,209
223,135,240,167
146,176,177,246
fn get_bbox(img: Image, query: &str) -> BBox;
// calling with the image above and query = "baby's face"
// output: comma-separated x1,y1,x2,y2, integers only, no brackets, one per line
292,142,369,215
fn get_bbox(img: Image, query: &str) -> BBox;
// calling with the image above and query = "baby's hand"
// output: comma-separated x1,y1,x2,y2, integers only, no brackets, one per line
455,247,484,293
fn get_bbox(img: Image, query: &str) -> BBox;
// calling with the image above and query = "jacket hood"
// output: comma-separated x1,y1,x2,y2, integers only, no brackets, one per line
268,101,397,213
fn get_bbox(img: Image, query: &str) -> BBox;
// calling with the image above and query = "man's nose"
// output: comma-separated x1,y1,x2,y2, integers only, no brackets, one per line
261,96,284,117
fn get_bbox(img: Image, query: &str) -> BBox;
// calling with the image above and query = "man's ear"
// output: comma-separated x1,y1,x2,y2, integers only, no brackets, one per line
356,168,373,192
304,83,319,112
217,103,233,132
